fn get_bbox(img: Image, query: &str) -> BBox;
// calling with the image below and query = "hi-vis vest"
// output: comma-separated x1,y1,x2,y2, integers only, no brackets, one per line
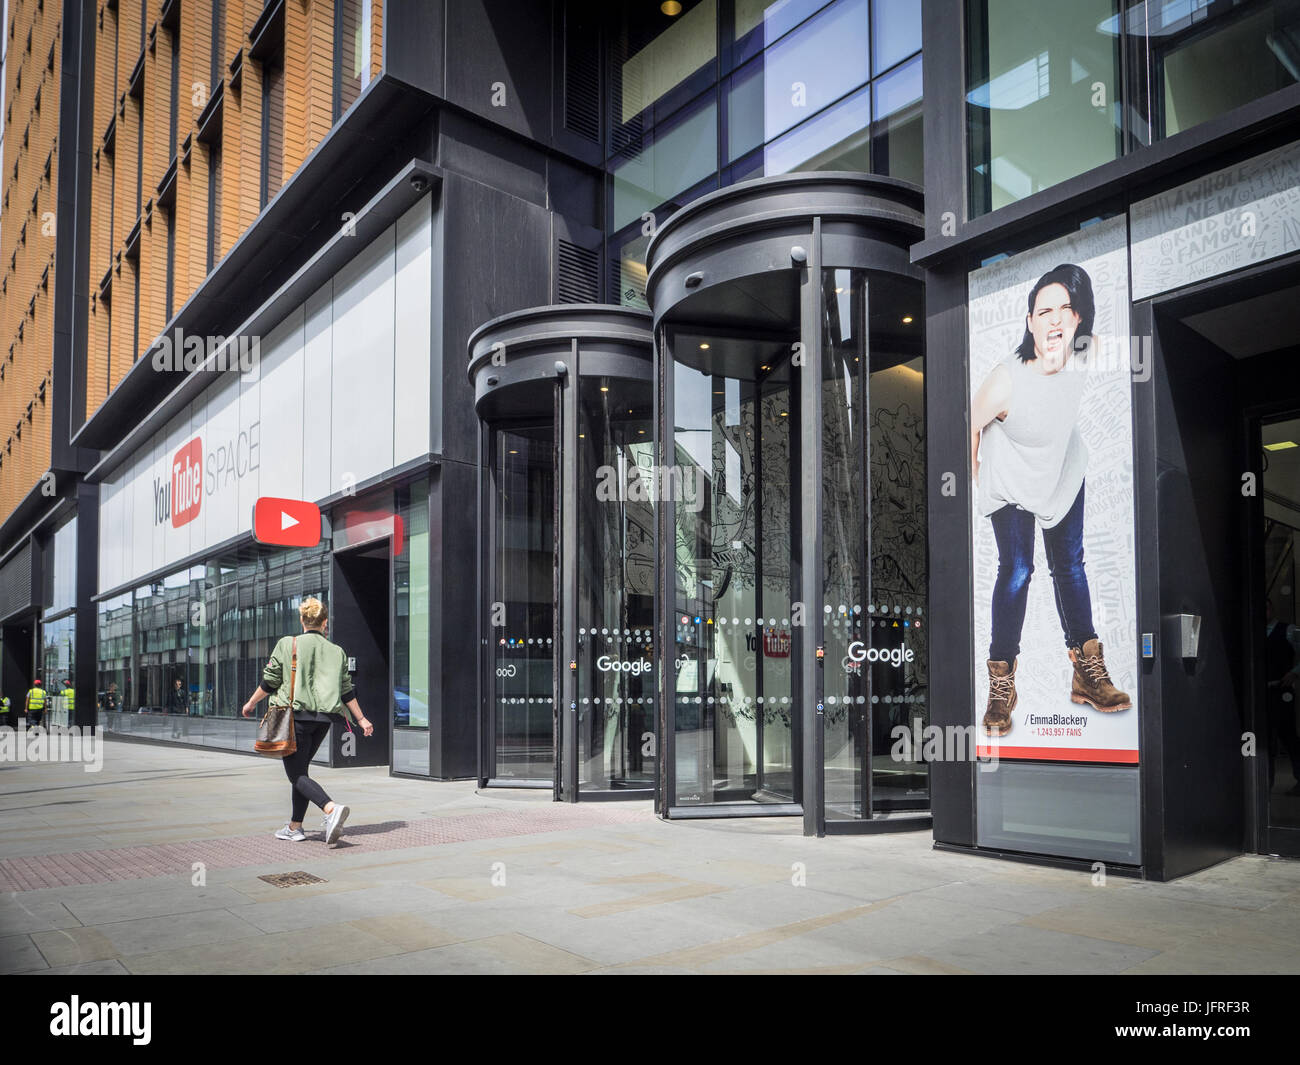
26,687,45,710
0,697,9,712
63,687,75,711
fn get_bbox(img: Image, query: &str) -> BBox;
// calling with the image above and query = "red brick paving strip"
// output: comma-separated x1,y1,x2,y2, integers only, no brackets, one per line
0,804,655,892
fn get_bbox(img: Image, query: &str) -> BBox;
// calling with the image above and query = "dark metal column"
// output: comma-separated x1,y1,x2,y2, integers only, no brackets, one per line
800,220,826,838
559,341,580,802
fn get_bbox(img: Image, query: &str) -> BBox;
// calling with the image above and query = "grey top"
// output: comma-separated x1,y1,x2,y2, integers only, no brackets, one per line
978,354,1089,528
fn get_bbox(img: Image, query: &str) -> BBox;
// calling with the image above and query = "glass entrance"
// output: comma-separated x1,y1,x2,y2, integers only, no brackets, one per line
471,306,656,800
667,331,802,808
656,265,927,824
488,423,557,785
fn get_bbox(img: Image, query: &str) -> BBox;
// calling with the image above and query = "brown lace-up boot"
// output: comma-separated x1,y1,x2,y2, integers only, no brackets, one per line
983,659,1017,736
1068,638,1131,712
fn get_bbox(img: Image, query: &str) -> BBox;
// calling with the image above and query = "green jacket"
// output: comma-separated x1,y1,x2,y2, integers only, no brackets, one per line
262,632,355,715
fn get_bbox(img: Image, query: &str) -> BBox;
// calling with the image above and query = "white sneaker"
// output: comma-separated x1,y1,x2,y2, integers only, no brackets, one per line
275,824,307,842
322,804,350,845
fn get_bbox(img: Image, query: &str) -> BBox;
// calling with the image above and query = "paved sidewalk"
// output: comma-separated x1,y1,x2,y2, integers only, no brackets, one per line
1,737,1298,974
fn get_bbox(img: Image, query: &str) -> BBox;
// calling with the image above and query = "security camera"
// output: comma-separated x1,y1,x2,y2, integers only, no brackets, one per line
410,174,429,193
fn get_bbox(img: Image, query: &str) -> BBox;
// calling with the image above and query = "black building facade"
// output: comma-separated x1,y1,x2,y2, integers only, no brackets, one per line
2,0,1299,880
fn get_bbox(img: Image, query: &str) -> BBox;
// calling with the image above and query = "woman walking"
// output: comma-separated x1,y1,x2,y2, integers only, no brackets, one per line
970,263,1130,738
241,597,374,844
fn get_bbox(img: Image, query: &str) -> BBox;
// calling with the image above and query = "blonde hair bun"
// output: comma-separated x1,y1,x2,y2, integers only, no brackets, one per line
299,596,328,628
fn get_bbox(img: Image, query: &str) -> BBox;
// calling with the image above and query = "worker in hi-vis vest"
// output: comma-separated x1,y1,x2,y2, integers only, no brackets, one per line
25,679,46,729
62,678,75,723
0,694,10,727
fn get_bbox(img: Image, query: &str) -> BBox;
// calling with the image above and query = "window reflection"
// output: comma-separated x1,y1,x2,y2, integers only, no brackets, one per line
610,0,923,306
967,0,1122,215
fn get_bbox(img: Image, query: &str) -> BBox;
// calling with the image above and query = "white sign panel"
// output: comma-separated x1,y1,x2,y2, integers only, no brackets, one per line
1131,139,1300,300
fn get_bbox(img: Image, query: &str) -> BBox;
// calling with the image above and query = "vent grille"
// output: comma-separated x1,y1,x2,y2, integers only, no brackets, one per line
0,541,34,622
557,240,600,304
564,5,600,142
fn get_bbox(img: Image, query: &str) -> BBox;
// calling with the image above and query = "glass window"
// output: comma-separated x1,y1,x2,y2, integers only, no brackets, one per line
616,0,717,125
336,0,365,117
98,592,132,716
749,84,871,175
872,54,924,185
41,616,75,726
612,94,718,232
873,0,923,73
726,0,870,161
732,0,834,67
967,0,1121,215
45,515,77,617
98,544,331,726
393,477,430,753
1130,0,1300,144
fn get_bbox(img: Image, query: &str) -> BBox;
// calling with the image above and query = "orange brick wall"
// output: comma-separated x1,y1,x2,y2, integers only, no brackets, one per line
81,0,384,424
0,0,61,517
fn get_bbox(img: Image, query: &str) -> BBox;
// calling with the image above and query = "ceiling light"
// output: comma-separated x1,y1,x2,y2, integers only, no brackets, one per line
638,429,646,434
1265,441,1298,451
779,411,788,417
761,365,770,371
902,316,913,324
835,287,844,294
661,0,682,14
700,342,710,349
600,386,609,392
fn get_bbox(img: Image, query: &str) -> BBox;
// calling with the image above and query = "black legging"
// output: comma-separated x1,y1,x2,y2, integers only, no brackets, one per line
283,717,334,823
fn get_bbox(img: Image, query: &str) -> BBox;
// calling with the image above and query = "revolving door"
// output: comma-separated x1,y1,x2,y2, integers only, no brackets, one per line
469,306,656,801
647,173,930,834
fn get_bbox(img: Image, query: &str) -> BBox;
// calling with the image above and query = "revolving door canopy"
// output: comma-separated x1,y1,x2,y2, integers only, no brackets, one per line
646,173,929,835
468,306,656,801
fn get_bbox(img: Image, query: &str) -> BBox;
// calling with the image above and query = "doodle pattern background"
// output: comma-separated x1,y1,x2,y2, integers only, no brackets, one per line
968,216,1140,760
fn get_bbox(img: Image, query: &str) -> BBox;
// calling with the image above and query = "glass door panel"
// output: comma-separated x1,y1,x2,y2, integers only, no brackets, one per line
669,333,801,808
866,273,928,812
576,376,656,792
491,424,557,783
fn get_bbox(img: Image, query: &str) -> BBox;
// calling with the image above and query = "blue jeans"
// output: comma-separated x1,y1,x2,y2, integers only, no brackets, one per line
988,483,1097,662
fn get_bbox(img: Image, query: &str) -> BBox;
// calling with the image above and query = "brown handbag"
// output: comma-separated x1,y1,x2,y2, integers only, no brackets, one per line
254,638,298,757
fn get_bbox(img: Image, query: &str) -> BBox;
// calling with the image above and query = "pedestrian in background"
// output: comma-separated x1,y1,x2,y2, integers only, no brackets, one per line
25,679,46,729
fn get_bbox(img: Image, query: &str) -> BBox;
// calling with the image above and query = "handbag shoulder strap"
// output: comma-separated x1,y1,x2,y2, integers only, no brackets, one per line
288,638,298,705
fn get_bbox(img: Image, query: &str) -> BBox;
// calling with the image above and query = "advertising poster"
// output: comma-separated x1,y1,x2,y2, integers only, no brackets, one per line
968,216,1139,762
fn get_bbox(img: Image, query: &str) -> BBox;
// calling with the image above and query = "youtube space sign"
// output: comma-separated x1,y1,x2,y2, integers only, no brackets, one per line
96,192,435,594
149,428,319,548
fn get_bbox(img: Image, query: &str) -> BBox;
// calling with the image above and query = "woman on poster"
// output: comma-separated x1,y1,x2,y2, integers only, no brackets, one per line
970,263,1130,737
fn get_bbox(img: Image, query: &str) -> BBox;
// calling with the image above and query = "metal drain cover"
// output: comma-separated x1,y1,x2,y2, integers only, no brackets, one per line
259,871,326,888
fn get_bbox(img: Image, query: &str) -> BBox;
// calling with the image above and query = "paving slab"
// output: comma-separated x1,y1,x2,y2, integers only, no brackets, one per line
0,737,1297,975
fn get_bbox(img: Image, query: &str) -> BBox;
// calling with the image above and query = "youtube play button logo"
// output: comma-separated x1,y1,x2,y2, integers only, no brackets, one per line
252,497,321,548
